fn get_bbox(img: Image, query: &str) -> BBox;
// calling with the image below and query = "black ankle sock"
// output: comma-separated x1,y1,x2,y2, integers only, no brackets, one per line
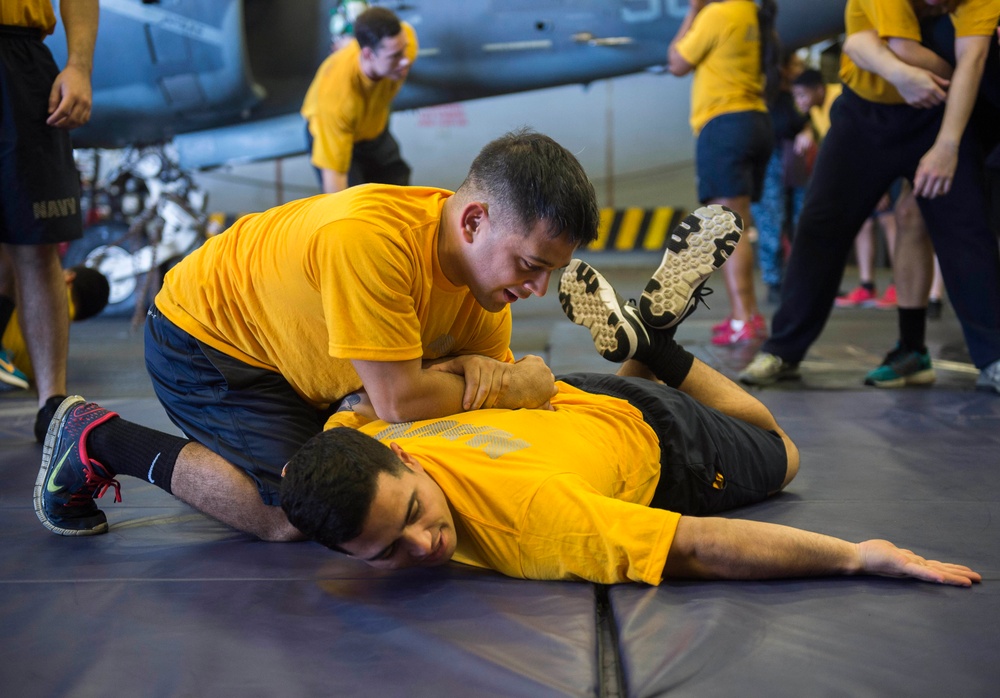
35,395,68,444
642,334,695,388
861,281,875,293
0,295,14,336
88,416,188,494
898,307,927,352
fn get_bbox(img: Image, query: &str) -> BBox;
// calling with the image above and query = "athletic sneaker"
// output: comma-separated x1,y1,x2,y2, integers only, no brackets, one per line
975,358,1000,394
559,259,651,363
712,314,767,335
834,285,877,308
738,352,800,386
639,204,742,329
712,315,767,345
34,396,121,536
0,348,29,391
874,284,897,310
863,345,935,388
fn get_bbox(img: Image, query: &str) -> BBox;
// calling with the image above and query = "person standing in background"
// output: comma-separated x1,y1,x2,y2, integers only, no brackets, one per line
0,0,99,440
667,0,781,345
301,6,417,194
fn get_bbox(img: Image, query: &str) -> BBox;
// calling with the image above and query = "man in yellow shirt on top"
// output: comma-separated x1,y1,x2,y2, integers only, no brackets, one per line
301,6,416,194
275,216,979,589
35,129,601,543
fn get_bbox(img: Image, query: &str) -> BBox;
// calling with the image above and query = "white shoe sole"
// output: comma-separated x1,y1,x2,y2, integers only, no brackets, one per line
559,260,646,363
640,205,742,329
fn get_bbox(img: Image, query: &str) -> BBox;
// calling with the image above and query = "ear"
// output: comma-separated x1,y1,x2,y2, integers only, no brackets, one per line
389,442,424,473
459,202,489,243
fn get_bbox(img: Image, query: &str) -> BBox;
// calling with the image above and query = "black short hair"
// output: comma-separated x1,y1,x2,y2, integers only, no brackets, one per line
280,428,405,551
353,7,402,51
793,69,825,90
69,266,110,321
459,128,599,247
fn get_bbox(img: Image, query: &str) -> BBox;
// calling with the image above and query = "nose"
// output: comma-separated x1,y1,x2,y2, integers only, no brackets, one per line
404,527,434,558
526,270,552,297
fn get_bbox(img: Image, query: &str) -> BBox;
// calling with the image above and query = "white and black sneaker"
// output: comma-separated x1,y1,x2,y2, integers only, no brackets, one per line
559,260,650,363
639,205,743,329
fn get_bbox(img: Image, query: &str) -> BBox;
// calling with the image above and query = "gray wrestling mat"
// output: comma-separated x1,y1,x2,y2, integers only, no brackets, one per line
2,267,998,696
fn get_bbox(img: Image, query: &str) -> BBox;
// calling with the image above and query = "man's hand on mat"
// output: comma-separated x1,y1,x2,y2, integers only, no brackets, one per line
858,539,981,587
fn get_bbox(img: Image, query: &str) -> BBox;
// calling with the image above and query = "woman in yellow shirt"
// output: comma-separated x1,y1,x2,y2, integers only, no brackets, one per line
668,0,780,345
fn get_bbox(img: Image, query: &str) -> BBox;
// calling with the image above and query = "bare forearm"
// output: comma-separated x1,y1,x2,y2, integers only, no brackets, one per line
666,1,702,75
664,516,859,580
886,37,953,77
60,0,99,73
371,368,468,423
321,168,349,194
935,37,989,149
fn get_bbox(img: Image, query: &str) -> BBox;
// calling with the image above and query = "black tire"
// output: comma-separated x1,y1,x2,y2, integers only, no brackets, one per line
62,222,148,318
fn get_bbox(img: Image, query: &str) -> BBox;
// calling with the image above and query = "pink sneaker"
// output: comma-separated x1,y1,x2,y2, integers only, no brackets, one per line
711,316,765,345
834,285,877,308
712,314,766,336
874,284,897,310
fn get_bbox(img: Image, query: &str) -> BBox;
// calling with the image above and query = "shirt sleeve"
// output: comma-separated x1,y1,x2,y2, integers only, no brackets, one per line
307,221,425,362
856,0,922,42
674,3,722,67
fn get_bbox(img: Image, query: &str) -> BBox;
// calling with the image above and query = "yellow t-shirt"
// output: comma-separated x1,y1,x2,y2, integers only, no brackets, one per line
301,22,419,172
154,185,514,409
330,382,679,586
839,0,998,104
0,0,56,34
810,83,843,140
674,0,767,135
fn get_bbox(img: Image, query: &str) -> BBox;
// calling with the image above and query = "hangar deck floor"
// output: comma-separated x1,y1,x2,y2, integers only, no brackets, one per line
2,259,997,697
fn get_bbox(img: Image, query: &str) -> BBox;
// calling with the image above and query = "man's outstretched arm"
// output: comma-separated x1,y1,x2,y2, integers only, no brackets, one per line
663,516,980,587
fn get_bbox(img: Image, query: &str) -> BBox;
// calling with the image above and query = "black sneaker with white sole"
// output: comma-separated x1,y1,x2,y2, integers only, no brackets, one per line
639,204,743,329
559,259,650,363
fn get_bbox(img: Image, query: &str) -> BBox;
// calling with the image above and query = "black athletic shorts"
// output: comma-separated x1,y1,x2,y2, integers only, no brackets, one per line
558,373,787,516
0,26,83,245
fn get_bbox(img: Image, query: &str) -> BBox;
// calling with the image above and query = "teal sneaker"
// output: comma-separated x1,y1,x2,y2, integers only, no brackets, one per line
0,348,29,391
864,345,935,388
33,396,121,536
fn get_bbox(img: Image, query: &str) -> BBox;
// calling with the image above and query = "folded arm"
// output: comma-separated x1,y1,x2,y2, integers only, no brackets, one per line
843,30,949,108
352,354,556,423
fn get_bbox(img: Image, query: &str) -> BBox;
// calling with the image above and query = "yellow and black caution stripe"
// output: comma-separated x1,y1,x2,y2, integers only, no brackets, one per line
586,206,684,253
208,206,685,252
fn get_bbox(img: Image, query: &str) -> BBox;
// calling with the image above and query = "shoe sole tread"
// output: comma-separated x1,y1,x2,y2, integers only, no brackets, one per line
559,260,639,363
640,205,742,328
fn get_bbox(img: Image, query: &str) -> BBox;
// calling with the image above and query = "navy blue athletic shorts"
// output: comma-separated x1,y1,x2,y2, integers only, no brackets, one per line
558,372,787,516
144,304,329,505
0,26,83,245
695,110,774,204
